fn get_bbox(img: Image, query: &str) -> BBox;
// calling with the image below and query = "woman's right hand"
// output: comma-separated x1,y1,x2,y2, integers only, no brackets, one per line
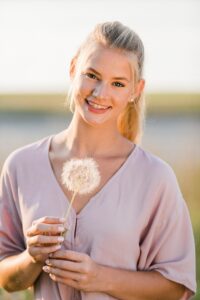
26,216,66,264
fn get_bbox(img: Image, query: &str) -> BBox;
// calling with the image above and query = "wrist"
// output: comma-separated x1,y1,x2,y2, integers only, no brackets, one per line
24,249,44,266
95,264,113,293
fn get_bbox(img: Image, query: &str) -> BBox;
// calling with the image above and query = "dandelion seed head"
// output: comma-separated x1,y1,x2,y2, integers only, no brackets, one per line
61,158,101,195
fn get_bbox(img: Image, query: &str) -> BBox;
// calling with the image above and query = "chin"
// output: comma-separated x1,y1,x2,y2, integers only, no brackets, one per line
83,116,108,127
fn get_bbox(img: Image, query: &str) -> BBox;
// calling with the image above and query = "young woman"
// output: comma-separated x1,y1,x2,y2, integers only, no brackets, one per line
0,21,196,299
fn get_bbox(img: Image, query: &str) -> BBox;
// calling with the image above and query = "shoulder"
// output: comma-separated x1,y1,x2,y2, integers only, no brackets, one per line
1,135,53,177
133,146,185,218
132,145,183,202
135,145,177,182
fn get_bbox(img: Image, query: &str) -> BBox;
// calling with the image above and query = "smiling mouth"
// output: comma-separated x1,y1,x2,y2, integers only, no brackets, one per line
86,99,112,110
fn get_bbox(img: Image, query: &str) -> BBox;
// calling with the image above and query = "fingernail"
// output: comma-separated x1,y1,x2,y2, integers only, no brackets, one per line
59,218,65,223
43,266,50,272
58,226,65,232
49,253,53,257
50,273,56,280
58,236,64,242
45,259,50,265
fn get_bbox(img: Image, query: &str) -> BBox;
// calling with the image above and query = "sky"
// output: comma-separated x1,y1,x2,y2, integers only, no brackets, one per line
0,0,200,93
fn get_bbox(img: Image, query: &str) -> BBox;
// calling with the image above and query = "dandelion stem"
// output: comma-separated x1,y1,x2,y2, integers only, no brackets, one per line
63,191,78,222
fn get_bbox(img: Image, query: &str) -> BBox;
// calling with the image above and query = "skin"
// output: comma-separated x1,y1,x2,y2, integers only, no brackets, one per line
71,43,143,129
43,250,185,300
0,44,186,299
0,217,66,291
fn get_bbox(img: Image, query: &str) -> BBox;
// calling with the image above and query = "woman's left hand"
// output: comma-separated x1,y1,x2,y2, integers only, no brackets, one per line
43,250,102,292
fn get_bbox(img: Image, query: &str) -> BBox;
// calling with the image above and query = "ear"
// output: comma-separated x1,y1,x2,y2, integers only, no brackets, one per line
69,56,78,79
134,79,145,98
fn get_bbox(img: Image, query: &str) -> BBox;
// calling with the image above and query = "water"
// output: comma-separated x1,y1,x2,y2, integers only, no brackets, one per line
143,114,200,166
0,111,199,169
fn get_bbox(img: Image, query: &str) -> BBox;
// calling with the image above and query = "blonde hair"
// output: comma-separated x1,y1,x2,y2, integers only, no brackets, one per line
69,21,145,144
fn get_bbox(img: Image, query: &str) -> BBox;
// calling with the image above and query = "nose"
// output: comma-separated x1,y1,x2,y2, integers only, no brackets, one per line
92,81,110,100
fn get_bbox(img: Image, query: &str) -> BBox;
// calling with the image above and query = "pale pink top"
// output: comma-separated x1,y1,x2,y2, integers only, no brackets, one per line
0,135,196,299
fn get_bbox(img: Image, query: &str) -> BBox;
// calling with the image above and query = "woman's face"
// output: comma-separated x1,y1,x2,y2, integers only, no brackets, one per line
71,44,139,127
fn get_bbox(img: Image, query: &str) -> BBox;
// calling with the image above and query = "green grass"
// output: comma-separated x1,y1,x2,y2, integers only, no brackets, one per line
146,93,200,114
0,93,68,113
0,288,33,300
170,163,200,299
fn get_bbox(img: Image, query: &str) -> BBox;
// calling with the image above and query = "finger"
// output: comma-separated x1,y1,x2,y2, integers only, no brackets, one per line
43,265,83,281
28,217,65,236
32,217,65,226
49,250,86,262
30,244,62,255
49,274,79,289
45,258,82,272
27,234,64,246
27,223,66,237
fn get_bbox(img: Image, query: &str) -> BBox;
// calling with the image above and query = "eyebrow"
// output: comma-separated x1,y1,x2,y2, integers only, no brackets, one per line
86,67,130,82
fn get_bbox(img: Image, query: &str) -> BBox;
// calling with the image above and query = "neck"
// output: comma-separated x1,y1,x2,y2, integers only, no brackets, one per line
65,113,124,158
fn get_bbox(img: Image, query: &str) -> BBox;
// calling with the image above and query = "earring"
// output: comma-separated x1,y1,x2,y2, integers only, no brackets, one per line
129,93,135,103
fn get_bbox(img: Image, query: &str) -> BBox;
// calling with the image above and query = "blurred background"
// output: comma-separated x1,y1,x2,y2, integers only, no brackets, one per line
0,0,199,299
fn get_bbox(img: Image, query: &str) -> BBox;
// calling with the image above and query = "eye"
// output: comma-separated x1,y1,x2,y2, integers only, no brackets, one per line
85,73,98,80
113,82,125,87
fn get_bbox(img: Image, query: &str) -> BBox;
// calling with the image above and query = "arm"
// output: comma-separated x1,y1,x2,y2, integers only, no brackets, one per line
0,250,43,292
43,250,185,300
0,217,65,292
97,264,185,300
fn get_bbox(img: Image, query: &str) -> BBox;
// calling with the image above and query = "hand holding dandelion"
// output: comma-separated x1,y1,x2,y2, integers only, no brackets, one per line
61,158,101,223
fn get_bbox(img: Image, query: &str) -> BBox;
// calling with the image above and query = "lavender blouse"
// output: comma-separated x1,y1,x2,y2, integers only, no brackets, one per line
0,135,196,299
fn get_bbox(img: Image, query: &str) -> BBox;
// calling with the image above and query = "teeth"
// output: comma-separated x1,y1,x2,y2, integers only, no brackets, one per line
87,100,110,110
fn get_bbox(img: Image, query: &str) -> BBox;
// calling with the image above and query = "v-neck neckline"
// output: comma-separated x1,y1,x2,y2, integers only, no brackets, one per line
45,134,138,219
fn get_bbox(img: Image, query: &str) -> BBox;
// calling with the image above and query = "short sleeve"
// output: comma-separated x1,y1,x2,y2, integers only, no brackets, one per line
0,156,25,261
137,166,196,299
